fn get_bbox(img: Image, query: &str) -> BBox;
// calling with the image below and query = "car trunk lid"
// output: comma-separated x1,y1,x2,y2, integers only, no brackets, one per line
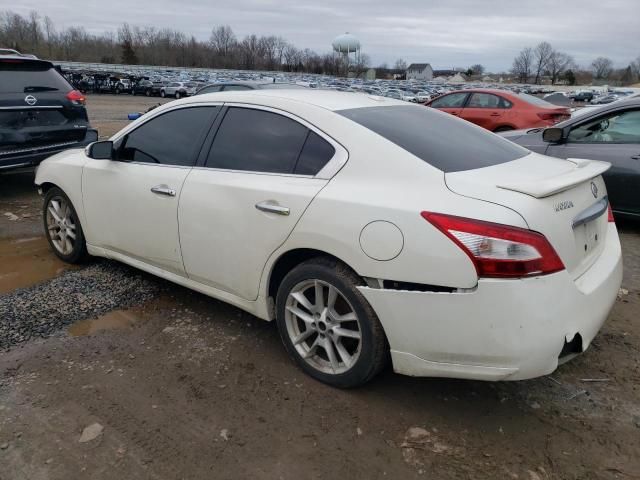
445,153,611,280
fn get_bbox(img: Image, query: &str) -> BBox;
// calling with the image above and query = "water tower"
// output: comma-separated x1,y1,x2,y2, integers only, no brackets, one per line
332,33,360,77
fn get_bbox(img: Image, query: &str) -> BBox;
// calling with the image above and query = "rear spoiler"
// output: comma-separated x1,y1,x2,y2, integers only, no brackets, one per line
496,159,611,198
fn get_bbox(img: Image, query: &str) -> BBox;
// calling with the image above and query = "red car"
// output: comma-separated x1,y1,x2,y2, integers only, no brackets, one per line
424,88,571,132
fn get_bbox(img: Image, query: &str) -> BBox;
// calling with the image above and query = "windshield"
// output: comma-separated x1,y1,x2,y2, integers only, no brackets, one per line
0,61,72,94
338,105,529,173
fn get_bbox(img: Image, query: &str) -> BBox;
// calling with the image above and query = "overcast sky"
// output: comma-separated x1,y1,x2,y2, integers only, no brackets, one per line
5,0,638,71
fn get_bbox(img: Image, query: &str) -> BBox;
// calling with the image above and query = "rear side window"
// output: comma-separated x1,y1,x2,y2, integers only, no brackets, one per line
206,108,308,173
0,61,71,94
467,93,511,109
118,107,216,166
295,131,335,175
338,105,529,173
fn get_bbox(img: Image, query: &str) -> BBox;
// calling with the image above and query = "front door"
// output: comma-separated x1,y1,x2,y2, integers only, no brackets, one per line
179,106,340,300
82,106,218,274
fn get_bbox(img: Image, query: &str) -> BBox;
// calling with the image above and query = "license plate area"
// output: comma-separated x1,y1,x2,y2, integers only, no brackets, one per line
576,220,600,257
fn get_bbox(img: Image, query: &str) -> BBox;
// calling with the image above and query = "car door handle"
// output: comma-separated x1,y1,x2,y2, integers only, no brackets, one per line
150,185,176,197
255,201,290,216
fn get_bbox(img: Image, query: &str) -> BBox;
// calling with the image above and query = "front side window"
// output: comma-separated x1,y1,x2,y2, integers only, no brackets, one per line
117,107,216,166
430,92,468,108
206,108,309,173
567,109,640,143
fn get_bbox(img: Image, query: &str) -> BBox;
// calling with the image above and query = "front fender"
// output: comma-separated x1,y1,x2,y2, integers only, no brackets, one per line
35,149,89,237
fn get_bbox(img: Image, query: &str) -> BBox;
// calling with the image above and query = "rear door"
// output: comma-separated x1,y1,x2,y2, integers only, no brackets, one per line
546,107,640,215
179,105,343,300
428,92,469,118
461,92,510,130
0,58,88,167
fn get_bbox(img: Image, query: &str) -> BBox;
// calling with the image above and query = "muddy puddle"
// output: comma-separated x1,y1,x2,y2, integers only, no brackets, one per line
68,309,145,336
0,236,76,293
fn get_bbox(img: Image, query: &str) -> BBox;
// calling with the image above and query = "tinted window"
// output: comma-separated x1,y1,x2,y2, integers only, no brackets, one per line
568,108,640,143
338,105,529,173
223,85,253,91
467,93,510,109
198,85,222,94
0,61,71,94
430,92,468,108
118,107,215,166
206,108,308,173
295,131,335,175
260,83,307,90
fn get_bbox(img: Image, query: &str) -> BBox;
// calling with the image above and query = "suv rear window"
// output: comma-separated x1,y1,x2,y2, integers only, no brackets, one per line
0,60,72,94
337,105,529,172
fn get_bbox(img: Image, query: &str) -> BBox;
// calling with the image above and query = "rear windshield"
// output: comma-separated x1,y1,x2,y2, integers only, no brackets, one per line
0,61,71,94
338,105,529,172
260,83,306,89
518,93,556,108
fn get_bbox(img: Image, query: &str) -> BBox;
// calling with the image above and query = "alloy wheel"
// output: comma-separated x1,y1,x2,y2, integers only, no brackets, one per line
284,279,362,374
45,196,77,256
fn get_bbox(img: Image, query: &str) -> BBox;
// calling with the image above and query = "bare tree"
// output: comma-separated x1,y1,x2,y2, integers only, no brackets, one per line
394,58,407,71
532,41,553,84
511,47,533,83
469,64,485,75
591,57,614,79
547,50,574,84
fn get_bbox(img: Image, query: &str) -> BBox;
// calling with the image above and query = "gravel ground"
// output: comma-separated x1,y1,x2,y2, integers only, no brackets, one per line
0,260,161,349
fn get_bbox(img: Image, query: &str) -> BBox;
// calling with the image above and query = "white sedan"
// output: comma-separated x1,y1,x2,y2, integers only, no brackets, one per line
35,90,623,388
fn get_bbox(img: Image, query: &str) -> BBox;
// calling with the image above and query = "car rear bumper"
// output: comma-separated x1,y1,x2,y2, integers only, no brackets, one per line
0,129,98,171
358,224,623,381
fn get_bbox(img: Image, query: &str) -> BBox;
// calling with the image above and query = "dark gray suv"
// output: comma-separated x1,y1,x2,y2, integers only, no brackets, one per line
0,54,97,171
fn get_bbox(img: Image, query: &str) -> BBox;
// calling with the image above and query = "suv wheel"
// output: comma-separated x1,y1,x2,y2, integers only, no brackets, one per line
175,91,181,99
160,90,166,98
43,187,89,264
276,257,388,388
145,89,151,97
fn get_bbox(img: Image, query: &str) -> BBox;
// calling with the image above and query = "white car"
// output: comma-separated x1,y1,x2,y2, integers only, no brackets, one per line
35,90,623,388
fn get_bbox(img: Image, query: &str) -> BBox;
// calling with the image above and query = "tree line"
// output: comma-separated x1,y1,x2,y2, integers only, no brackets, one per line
0,10,370,76
511,41,640,85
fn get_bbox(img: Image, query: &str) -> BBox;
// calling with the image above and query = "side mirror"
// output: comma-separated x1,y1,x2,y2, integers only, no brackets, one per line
86,140,114,160
542,127,566,144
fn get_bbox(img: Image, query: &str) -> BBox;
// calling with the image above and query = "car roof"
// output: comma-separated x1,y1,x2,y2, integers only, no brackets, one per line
183,89,407,111
443,88,517,97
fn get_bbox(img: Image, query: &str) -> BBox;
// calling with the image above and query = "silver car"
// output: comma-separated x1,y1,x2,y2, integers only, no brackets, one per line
160,81,197,99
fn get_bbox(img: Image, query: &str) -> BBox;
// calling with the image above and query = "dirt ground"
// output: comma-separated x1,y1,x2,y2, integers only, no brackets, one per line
1,94,639,480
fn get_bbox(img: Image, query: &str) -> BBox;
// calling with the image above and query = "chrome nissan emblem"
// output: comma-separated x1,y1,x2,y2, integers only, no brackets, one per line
590,182,598,198
24,95,37,106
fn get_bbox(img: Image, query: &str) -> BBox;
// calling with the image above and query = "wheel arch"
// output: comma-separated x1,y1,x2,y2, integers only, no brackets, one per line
265,248,364,319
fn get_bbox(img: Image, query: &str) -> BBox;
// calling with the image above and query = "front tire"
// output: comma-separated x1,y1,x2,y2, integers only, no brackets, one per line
275,257,387,388
43,187,88,264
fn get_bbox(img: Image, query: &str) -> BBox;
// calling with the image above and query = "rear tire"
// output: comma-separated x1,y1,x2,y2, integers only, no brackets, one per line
175,91,181,99
43,187,89,264
275,257,388,388
493,126,515,132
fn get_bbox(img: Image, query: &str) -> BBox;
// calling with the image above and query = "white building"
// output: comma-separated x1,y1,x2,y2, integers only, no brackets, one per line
405,63,433,81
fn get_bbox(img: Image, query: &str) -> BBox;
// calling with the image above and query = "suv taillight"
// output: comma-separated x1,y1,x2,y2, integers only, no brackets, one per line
421,212,565,278
608,204,615,223
66,89,85,106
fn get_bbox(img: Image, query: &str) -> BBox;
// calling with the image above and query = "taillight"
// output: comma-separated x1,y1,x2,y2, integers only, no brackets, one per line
421,212,565,278
537,111,569,123
607,204,615,223
66,89,85,106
